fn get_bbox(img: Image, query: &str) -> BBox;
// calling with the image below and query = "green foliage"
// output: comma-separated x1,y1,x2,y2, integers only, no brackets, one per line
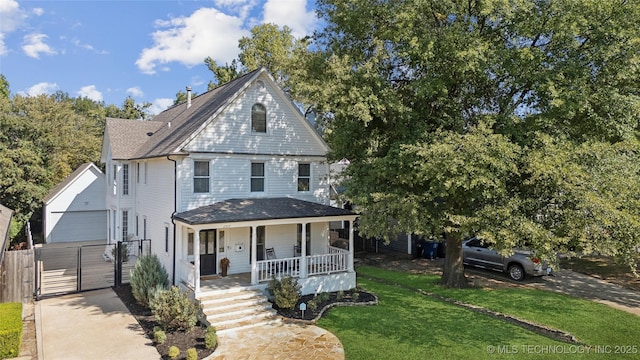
150,286,200,332
318,292,330,302
153,328,166,344
267,276,301,310
204,327,217,350
337,290,344,301
0,302,22,359
309,0,640,286
307,298,319,312
130,254,169,307
186,348,198,360
168,346,180,359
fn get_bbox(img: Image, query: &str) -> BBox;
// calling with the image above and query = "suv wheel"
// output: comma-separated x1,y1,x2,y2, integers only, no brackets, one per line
507,264,525,281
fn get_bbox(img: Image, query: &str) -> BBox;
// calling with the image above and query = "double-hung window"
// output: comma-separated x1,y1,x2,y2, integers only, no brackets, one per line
122,164,129,195
298,163,310,192
194,161,210,193
122,210,129,240
251,162,264,192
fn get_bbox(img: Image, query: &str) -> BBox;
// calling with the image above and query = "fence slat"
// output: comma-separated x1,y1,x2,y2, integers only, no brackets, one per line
0,249,35,303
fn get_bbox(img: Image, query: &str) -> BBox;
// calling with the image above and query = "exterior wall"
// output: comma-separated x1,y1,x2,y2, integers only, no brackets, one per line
44,166,107,243
183,76,326,157
298,272,356,295
134,157,176,280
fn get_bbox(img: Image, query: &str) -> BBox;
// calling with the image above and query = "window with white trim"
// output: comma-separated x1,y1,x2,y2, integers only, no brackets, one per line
122,164,129,195
122,210,129,240
193,161,210,193
298,163,310,192
251,162,265,192
251,103,266,133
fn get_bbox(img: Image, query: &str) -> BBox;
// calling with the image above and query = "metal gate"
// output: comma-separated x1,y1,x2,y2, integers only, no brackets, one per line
35,240,150,299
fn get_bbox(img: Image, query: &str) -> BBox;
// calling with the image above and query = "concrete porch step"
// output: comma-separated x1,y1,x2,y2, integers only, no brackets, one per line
198,288,280,333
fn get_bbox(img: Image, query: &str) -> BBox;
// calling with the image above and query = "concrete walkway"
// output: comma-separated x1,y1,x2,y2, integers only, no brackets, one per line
37,288,160,360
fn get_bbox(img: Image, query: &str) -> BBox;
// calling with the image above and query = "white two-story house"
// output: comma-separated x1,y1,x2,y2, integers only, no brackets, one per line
100,68,357,297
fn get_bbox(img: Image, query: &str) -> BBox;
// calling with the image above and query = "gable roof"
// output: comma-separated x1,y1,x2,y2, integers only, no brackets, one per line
173,197,356,225
0,203,13,262
103,68,328,160
43,163,103,204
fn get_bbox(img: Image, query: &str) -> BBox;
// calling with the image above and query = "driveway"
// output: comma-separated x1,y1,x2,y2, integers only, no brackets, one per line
37,288,160,360
527,269,640,316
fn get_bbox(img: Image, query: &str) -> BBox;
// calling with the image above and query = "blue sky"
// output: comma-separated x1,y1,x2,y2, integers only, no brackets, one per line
0,0,319,114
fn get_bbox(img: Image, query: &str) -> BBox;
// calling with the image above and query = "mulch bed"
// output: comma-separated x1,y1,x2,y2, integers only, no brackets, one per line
113,285,214,360
272,290,377,321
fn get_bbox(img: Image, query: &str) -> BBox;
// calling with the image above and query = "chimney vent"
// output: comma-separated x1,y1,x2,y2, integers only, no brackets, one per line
186,86,192,109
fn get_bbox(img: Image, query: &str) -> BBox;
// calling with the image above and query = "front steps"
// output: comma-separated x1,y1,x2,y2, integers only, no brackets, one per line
198,288,281,333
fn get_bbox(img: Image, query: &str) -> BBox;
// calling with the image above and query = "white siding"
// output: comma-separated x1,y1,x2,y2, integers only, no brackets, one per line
183,76,326,156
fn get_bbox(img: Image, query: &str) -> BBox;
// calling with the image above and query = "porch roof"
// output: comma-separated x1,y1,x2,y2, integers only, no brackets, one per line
173,197,356,226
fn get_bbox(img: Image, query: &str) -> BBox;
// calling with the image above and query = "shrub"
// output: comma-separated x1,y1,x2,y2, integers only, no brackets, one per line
205,326,217,349
319,292,330,302
0,302,22,359
153,328,166,344
307,298,319,312
168,346,180,359
186,347,198,360
130,254,169,307
150,286,200,332
267,276,301,310
337,290,344,301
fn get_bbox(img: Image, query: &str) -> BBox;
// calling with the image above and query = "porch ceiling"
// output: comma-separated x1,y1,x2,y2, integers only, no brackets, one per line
173,197,356,226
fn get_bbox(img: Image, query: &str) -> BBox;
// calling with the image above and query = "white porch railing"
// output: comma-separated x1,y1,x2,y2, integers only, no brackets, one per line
256,256,301,282
256,246,349,282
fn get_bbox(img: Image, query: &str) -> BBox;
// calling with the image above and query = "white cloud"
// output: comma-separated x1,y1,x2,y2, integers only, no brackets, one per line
22,33,57,59
149,98,174,115
23,82,58,96
72,38,108,54
127,87,144,98
0,0,28,55
77,85,103,101
136,7,249,74
263,0,317,38
32,7,44,16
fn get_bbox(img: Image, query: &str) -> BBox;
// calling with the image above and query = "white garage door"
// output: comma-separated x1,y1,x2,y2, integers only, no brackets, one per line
49,210,107,243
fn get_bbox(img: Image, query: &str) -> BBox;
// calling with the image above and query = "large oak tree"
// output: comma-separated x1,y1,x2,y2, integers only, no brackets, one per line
305,0,640,287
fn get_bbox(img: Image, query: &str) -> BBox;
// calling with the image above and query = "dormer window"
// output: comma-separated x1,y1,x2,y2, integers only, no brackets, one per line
251,103,266,133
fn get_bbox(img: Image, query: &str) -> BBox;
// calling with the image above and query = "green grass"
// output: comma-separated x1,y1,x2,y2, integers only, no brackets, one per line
317,266,640,360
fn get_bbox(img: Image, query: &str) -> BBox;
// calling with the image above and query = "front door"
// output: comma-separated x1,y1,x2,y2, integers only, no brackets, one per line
200,230,216,275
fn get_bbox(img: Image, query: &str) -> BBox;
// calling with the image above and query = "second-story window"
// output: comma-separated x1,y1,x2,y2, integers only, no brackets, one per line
298,163,310,192
123,164,129,195
251,103,266,133
251,162,264,192
194,161,210,193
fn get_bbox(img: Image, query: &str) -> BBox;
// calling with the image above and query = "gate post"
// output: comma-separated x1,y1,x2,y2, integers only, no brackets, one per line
115,241,123,287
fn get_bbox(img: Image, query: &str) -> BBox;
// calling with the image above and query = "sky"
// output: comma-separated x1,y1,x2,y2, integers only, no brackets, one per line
0,0,320,114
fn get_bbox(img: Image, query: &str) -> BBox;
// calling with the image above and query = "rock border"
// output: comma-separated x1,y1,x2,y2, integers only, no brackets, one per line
282,292,379,325
360,274,582,345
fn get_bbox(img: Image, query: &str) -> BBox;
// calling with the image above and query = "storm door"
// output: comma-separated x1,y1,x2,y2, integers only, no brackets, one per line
200,230,217,275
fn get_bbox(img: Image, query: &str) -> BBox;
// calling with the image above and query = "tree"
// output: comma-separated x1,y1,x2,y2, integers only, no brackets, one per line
309,0,640,286
105,96,152,120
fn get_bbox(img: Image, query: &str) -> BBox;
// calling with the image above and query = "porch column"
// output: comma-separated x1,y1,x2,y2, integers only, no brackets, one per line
348,219,354,272
194,230,201,294
250,225,257,285
300,222,308,279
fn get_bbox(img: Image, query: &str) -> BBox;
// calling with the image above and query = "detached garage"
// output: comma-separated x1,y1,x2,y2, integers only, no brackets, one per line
43,163,107,243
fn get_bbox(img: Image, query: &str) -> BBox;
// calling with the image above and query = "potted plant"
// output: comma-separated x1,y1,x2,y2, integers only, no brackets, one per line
220,257,230,277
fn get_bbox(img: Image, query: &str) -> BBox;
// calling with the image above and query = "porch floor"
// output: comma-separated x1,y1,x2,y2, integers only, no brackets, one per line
199,272,254,293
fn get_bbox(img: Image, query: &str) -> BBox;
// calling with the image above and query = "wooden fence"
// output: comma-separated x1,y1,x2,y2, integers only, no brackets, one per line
0,249,35,303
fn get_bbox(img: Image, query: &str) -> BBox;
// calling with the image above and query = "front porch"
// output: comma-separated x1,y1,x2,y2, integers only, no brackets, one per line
173,198,358,296
196,246,354,295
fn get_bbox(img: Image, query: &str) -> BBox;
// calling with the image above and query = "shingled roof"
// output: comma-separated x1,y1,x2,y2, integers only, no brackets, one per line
173,197,356,225
104,68,265,160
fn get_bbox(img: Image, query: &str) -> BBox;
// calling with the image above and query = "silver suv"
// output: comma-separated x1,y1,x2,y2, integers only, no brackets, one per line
462,237,552,281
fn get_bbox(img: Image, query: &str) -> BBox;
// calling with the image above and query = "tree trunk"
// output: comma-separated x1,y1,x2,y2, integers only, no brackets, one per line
440,234,468,288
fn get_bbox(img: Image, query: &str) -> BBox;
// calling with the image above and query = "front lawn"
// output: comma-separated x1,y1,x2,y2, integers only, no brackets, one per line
317,266,640,359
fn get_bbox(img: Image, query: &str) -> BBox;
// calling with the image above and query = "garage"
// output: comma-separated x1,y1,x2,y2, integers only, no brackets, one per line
43,163,107,244
48,210,107,243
